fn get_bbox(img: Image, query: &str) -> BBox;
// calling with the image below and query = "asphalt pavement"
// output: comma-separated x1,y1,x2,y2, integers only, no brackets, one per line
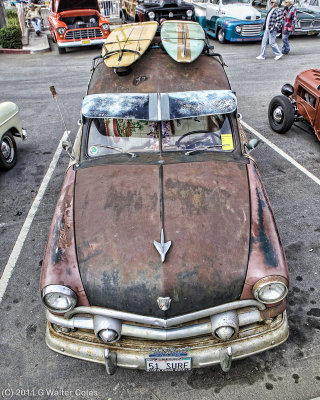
0,34,319,400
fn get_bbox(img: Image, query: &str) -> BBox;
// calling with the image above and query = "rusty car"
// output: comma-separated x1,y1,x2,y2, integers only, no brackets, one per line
268,68,320,140
40,46,289,374
48,0,110,54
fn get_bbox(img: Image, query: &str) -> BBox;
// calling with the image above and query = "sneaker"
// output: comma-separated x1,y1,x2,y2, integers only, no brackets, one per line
274,54,283,60
36,30,41,36
256,55,265,60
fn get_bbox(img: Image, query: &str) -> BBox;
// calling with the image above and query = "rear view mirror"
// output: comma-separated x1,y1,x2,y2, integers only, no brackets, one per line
62,140,75,161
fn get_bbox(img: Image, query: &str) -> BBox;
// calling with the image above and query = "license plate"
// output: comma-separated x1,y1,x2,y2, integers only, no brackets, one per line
146,357,191,372
82,39,91,45
308,31,316,35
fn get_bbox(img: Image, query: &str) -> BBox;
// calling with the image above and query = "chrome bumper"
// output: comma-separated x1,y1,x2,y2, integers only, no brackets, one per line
46,312,288,373
57,39,106,48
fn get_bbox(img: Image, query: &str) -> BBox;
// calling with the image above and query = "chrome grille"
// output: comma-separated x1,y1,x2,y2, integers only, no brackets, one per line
240,24,262,37
300,19,320,29
65,28,103,40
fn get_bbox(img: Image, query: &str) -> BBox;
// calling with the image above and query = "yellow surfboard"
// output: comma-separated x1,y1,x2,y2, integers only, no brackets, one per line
102,22,158,68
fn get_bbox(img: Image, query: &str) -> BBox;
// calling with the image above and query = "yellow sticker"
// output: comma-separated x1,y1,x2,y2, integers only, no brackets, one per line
221,134,234,151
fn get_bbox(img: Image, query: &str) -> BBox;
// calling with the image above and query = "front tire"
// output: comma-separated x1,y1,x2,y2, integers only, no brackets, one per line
0,131,17,170
268,95,294,134
217,28,227,44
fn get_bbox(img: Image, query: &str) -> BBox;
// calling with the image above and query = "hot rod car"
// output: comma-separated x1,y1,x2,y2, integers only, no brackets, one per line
193,0,264,43
120,0,195,24
268,68,320,140
48,0,110,53
0,101,27,171
40,45,289,374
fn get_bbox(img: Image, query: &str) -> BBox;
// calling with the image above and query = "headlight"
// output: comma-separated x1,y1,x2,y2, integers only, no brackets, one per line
148,11,155,20
42,285,77,313
253,277,288,304
57,27,66,35
186,9,193,17
235,25,241,33
101,23,109,30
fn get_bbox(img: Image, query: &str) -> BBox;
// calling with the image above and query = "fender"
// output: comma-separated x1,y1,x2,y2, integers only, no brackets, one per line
40,167,89,307
240,160,289,299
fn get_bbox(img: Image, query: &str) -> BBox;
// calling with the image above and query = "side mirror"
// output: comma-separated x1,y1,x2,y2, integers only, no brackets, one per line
246,138,260,152
62,140,75,160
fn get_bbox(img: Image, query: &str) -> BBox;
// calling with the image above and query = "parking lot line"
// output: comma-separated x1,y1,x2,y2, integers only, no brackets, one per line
0,130,70,305
241,120,320,186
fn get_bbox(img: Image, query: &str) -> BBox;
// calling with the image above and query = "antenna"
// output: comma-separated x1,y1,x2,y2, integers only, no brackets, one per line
49,86,69,137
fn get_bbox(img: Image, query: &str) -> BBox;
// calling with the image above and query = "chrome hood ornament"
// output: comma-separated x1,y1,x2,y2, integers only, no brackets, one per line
157,296,172,311
153,229,171,262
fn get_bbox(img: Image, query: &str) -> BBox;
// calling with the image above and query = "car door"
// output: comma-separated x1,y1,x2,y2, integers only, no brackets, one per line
206,0,221,31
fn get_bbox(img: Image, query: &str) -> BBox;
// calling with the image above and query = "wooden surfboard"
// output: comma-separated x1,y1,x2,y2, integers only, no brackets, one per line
102,22,158,68
161,21,205,63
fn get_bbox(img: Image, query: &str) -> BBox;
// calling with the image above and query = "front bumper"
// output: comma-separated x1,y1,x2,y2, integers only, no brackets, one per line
46,311,288,373
57,38,106,48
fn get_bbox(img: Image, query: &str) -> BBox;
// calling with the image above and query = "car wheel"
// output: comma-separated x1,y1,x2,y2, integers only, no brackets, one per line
217,28,227,44
268,95,294,134
58,46,66,54
0,131,17,170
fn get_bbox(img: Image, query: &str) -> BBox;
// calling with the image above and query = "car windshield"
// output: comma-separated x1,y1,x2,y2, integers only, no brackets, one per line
87,114,234,157
278,0,301,6
222,0,251,5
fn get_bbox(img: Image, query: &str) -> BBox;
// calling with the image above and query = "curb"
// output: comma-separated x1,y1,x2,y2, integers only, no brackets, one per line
0,48,31,54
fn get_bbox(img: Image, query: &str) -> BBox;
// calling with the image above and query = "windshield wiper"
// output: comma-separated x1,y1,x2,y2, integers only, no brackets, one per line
185,144,223,156
91,144,137,158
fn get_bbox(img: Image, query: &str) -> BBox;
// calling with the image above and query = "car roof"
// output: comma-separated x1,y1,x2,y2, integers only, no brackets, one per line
296,68,320,93
87,48,231,96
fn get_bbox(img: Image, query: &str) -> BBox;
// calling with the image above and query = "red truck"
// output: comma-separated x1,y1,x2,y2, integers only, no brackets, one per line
48,0,110,53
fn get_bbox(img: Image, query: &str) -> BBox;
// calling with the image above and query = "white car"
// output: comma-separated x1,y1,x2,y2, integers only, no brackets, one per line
300,0,320,12
0,102,27,170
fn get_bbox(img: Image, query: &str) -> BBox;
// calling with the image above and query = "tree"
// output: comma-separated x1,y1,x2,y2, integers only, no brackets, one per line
0,0,7,28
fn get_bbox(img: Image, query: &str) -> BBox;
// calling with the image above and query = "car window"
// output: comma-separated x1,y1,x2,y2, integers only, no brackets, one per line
222,0,251,5
297,86,316,108
87,114,234,157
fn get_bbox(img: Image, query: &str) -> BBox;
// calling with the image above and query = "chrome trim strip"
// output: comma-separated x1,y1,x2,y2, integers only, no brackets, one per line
47,307,263,341
64,300,265,328
0,110,19,128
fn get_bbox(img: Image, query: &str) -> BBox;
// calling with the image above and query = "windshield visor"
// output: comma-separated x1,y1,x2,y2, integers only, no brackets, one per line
87,115,235,157
82,90,237,121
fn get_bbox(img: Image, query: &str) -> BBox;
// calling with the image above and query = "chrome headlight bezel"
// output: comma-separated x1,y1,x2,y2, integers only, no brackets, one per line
148,11,155,20
253,277,288,304
57,27,66,35
101,23,110,30
41,285,77,314
186,9,193,17
235,25,242,33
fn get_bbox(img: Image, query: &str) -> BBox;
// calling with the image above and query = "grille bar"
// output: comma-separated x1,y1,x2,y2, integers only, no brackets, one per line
65,28,103,40
240,25,262,36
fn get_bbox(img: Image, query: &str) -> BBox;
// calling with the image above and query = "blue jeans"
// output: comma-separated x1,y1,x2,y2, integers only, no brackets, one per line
260,30,282,58
282,31,290,54
31,17,42,33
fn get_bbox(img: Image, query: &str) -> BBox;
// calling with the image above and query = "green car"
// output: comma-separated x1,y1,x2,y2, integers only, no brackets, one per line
0,101,27,171
255,0,320,35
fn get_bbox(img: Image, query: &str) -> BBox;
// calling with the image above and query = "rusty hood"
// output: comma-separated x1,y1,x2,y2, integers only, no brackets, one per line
74,161,250,317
